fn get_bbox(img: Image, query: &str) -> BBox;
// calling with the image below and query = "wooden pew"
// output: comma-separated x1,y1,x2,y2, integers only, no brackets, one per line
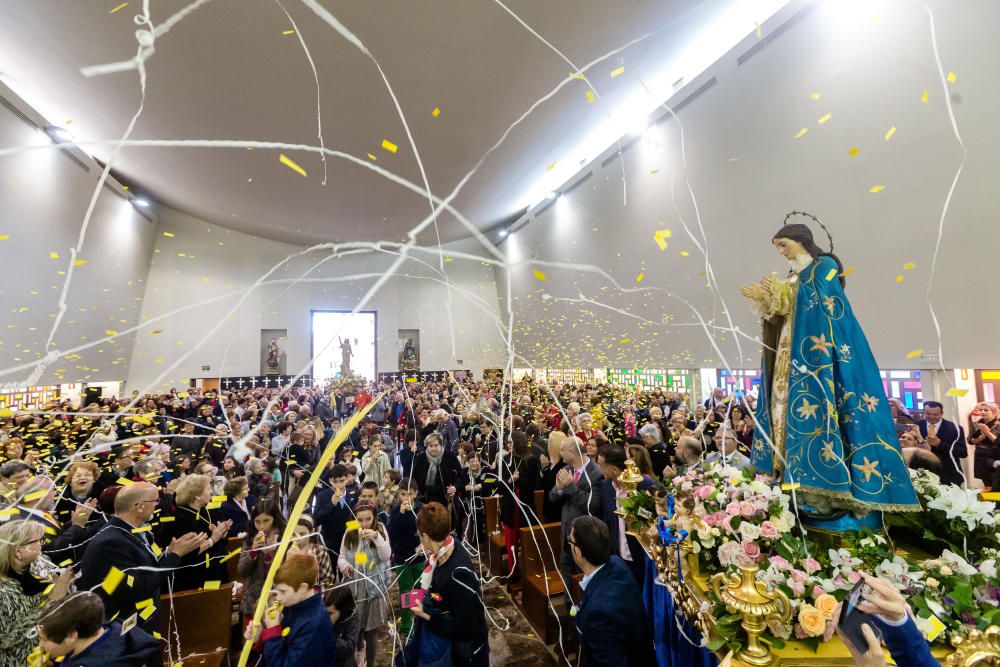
159,582,233,666
533,489,544,520
483,495,507,578
225,536,243,583
518,521,563,643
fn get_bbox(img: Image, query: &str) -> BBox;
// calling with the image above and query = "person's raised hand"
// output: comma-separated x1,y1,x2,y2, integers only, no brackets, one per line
71,498,98,527
252,530,267,549
856,573,906,622
244,620,262,643
555,468,572,490
167,532,204,557
50,566,74,601
836,621,886,667
211,520,233,543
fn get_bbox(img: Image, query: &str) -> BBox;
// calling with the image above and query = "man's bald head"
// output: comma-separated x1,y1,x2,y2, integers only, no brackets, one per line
114,481,157,515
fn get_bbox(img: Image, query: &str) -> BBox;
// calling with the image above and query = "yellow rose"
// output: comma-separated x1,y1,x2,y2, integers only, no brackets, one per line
814,594,838,620
798,604,827,637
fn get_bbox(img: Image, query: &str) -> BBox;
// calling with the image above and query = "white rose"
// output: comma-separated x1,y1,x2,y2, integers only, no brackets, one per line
739,521,761,541
939,565,953,576
980,559,997,580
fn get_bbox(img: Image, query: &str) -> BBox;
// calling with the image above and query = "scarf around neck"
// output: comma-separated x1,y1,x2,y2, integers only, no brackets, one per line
420,535,454,590
425,451,444,487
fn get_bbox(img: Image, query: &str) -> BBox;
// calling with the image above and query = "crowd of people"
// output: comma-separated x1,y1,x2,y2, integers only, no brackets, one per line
0,372,986,666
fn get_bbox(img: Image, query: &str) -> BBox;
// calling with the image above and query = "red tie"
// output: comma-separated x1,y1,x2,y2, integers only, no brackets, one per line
573,469,581,485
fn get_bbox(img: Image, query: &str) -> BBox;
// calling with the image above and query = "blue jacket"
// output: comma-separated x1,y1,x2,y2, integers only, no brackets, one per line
869,614,940,667
312,488,355,558
387,501,424,567
262,592,337,667
576,556,656,667
63,621,160,667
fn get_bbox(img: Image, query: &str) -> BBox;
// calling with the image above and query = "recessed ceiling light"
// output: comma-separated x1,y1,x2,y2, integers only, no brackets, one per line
133,198,150,208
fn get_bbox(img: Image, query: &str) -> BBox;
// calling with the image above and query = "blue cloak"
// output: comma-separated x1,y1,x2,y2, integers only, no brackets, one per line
751,256,920,513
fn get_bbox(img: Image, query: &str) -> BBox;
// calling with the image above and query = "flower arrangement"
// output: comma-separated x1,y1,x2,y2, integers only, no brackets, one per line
887,469,998,557
657,463,1000,655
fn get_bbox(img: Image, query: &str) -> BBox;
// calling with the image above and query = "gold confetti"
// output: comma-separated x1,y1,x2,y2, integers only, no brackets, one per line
278,153,307,177
282,29,295,36
884,126,896,141
163,232,174,237
109,2,128,13
431,107,441,117
381,139,398,153
619,338,630,344
848,147,860,157
367,153,377,161
921,90,929,104
49,252,59,260
808,92,821,101
443,257,454,263
780,482,801,491
74,259,88,266
585,91,596,104
532,269,547,281
104,330,118,336
102,566,125,595
903,262,915,270
843,267,855,276
906,349,924,359
679,251,689,257
0,235,9,240
136,598,154,610
653,228,671,251
946,72,956,84
355,552,368,566
825,268,838,281
610,66,625,78
946,387,967,397
817,113,832,125
793,127,808,139
346,520,360,531
546,162,556,171
635,273,645,283
868,185,885,193
896,275,904,283
203,580,221,590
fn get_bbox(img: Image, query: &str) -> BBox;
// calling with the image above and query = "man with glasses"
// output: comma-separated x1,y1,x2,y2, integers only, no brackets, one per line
79,482,202,633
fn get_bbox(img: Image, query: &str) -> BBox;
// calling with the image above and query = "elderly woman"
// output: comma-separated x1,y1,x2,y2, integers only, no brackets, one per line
0,520,73,667
55,461,101,527
219,476,253,537
154,474,232,591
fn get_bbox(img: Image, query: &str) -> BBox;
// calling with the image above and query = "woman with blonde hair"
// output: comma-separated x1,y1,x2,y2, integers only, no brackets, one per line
0,520,73,667
154,474,232,591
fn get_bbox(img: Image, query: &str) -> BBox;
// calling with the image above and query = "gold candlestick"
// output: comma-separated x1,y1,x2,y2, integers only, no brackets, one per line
710,564,791,667
619,458,643,494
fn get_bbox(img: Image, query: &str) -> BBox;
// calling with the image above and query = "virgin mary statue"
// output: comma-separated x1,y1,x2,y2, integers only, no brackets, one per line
741,212,919,529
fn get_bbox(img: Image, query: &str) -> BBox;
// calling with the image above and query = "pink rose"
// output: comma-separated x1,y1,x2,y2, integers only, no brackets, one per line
770,555,790,571
721,515,733,533
739,500,756,518
726,502,741,516
789,580,806,597
803,557,821,574
812,585,825,599
703,513,717,527
794,624,808,640
694,485,713,499
760,521,779,540
741,540,761,561
790,569,807,583
681,481,693,492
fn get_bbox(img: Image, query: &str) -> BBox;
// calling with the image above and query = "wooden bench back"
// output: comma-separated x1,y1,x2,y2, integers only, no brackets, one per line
518,521,562,578
484,495,500,534
160,583,233,660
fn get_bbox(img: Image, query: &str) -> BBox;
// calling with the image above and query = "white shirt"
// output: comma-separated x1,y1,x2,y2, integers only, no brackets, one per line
579,563,605,591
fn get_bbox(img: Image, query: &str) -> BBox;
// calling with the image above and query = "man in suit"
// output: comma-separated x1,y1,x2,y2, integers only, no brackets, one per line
550,436,604,600
918,400,968,486
79,481,203,633
596,445,654,586
569,515,656,667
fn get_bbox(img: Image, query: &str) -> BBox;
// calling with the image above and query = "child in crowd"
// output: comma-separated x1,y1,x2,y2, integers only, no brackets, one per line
323,586,361,667
245,552,336,666
37,592,159,667
338,503,392,667
387,478,425,637
238,501,287,629
356,481,387,525
312,464,354,562
290,515,336,591
360,437,390,486
379,469,401,515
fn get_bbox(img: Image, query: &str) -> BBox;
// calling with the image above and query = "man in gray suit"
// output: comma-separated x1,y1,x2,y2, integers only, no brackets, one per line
549,436,605,601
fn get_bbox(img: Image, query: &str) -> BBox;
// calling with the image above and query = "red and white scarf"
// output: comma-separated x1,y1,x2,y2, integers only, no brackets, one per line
420,535,454,590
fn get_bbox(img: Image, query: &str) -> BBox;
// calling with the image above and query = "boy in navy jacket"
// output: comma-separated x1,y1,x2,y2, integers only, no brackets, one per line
245,551,337,667
38,592,160,667
387,478,424,635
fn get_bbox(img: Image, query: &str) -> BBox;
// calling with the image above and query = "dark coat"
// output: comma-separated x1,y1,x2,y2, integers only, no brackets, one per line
78,517,183,634
422,540,489,666
312,488,354,559
410,450,463,505
918,418,968,486
261,592,337,667
576,556,656,667
388,501,425,567
61,621,160,667
152,504,228,591
548,459,604,546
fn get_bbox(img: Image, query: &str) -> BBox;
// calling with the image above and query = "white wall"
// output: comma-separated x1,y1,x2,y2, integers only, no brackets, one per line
0,83,158,387
499,0,994,372
125,207,508,392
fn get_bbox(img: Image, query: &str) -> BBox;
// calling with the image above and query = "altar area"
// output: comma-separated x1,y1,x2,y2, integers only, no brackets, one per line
617,461,1000,666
